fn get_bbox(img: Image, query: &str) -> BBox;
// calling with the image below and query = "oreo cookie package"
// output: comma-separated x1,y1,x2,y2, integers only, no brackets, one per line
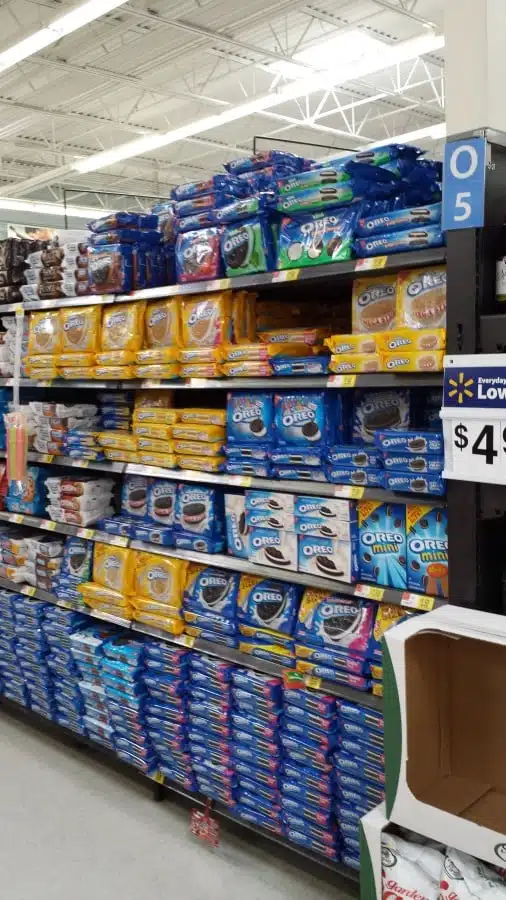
274,390,344,448
352,389,410,445
175,485,224,538
237,574,302,635
221,217,275,277
184,564,240,618
147,480,176,527
224,493,249,560
121,475,148,519
226,392,274,444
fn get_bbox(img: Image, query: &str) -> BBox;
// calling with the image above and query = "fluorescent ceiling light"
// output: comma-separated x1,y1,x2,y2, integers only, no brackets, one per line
269,30,387,80
0,0,129,74
74,32,445,174
0,197,113,219
370,122,447,147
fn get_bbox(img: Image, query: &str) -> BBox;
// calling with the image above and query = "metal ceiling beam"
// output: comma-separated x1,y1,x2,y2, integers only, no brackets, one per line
370,0,438,29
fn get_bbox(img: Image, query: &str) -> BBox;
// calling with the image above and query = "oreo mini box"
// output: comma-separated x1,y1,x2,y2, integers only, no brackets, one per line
358,501,407,590
406,504,448,597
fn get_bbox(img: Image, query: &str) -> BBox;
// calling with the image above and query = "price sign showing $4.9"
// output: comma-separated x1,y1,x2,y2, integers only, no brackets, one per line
452,419,506,482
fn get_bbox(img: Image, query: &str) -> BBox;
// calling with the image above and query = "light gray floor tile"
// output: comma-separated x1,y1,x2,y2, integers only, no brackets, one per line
0,713,357,900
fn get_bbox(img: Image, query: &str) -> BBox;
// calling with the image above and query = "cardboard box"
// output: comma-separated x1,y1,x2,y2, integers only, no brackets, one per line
384,605,506,868
359,803,388,900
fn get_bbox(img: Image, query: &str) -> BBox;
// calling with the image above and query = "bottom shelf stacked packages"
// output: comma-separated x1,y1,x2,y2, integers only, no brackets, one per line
0,590,384,873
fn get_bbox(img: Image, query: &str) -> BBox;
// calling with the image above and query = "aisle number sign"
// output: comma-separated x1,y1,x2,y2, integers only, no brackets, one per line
441,354,506,484
442,137,487,230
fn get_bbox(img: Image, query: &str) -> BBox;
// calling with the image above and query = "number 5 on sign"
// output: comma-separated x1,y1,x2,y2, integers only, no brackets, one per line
442,137,487,231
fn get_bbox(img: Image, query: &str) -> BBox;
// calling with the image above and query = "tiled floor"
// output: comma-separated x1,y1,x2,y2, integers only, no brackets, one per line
0,711,357,900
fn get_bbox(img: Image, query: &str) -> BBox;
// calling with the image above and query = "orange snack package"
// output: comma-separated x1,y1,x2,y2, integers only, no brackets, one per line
101,301,146,351
61,305,101,353
145,298,181,348
181,292,232,347
28,310,61,355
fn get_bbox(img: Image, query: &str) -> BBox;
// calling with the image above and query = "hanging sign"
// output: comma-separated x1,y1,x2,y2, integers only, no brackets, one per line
441,353,506,484
442,137,487,231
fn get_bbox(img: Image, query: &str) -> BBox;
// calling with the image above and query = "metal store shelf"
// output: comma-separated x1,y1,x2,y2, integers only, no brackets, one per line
0,573,382,708
0,247,446,315
0,373,444,390
0,509,444,612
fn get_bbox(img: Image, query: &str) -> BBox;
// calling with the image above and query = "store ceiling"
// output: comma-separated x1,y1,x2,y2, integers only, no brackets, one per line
0,0,445,212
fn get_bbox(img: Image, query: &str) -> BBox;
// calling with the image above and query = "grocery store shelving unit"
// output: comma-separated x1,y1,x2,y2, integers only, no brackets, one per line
0,245,448,890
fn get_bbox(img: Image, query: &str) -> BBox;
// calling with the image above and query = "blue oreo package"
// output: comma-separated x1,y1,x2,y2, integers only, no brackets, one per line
338,719,384,747
283,828,337,859
281,734,332,771
355,201,441,236
337,736,384,768
281,781,332,811
283,689,335,718
177,210,216,232
358,500,407,589
237,576,301,635
273,390,343,448
282,805,334,832
326,445,382,467
295,591,375,656
226,392,274,444
231,713,279,743
147,480,176,527
174,191,239,218
175,485,224,537
184,565,240,618
234,760,280,788
230,744,280,772
98,516,137,538
338,700,384,733
224,445,271,460
273,466,327,482
225,461,272,478
271,356,329,377
59,537,93,581
270,448,324,468
325,466,385,487
334,751,385,786
232,731,281,758
230,668,282,701
131,523,174,546
354,224,443,257
233,806,283,834
283,704,335,733
385,472,446,496
374,429,443,454
236,790,282,821
353,389,410,445
172,174,248,201
282,718,337,751
383,454,444,473
225,150,305,176
237,777,280,804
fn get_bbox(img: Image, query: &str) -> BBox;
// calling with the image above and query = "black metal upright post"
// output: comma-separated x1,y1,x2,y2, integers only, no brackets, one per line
446,136,506,611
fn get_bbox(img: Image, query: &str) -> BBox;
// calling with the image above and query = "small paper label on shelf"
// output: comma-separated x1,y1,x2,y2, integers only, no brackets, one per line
10,514,24,524
36,380,53,387
355,584,385,602
153,771,165,784
231,475,252,488
107,535,130,547
272,269,300,283
24,586,36,597
38,454,54,464
354,256,388,271
77,528,95,540
41,521,57,531
141,380,161,388
305,675,322,690
401,592,435,611
333,484,364,499
206,278,230,291
177,634,195,648
327,375,357,388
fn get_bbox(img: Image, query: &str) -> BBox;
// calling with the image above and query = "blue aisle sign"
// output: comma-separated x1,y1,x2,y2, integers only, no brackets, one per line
442,137,487,231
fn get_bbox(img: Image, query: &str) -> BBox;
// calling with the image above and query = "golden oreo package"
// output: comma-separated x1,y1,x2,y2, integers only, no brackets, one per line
134,551,188,610
61,305,101,353
351,275,397,333
92,544,136,595
173,440,223,457
133,364,179,380
97,431,138,451
132,423,173,441
180,363,223,379
376,327,446,353
28,310,61,355
379,350,444,372
172,423,225,443
96,350,136,365
396,266,446,329
136,347,179,364
134,390,174,409
137,452,177,468
60,366,96,379
132,408,178,426
58,352,95,367
329,353,381,374
29,354,61,368
103,449,140,463
325,333,379,354
181,292,232,347
179,409,226,427
176,455,225,472
94,365,136,379
145,298,181,347
101,301,146,351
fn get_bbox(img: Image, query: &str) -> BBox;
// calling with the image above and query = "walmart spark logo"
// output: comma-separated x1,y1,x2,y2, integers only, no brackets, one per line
448,371,474,404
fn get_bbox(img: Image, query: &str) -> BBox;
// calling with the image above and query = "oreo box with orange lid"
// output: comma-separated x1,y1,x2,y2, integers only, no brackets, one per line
357,500,406,590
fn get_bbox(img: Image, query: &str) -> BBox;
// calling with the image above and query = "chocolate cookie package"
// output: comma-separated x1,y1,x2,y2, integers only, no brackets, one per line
221,217,275,278
277,205,357,270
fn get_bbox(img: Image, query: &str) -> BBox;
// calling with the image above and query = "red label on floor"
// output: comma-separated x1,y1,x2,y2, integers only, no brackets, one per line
190,804,220,847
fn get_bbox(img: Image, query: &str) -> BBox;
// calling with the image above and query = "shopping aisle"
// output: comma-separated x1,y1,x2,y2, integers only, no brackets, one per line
0,712,356,900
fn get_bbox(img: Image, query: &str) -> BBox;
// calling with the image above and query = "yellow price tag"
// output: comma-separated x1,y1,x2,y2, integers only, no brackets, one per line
180,634,196,648
327,374,357,388
153,772,165,784
272,269,300,283
108,535,129,547
39,454,54,464
401,592,435,612
332,484,364,500
10,514,24,524
42,521,57,531
233,475,252,488
354,256,388,271
215,278,231,290
305,676,322,690
36,380,53,387
77,528,95,540
355,584,385,602
13,303,24,314
24,586,36,597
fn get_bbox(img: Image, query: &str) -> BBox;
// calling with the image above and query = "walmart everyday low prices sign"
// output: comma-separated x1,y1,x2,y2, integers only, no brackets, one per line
441,354,506,484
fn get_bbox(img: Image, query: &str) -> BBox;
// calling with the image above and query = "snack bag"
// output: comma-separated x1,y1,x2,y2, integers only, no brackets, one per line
351,275,397,334
101,301,146,351
382,834,442,900
61,305,101,353
145,298,181,347
92,543,136,595
134,551,188,610
232,290,257,344
181,292,232,347
397,265,446,329
96,350,136,365
440,847,506,898
28,310,61,355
